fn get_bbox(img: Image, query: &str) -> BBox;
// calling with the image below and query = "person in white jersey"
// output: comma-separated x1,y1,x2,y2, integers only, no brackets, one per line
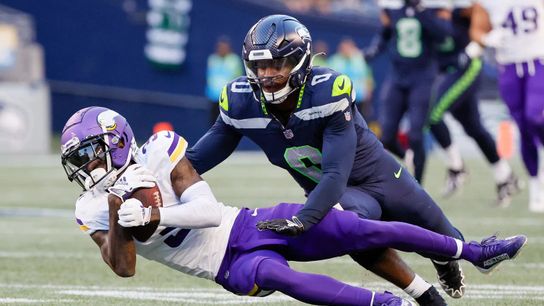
470,0,544,212
60,106,527,306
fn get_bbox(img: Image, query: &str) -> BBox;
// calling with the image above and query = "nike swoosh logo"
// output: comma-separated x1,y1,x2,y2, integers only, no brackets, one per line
338,78,345,90
251,208,258,217
394,166,402,179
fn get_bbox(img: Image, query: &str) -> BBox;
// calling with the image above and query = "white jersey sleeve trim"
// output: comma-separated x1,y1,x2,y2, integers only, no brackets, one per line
220,111,272,129
136,131,188,179
293,98,350,121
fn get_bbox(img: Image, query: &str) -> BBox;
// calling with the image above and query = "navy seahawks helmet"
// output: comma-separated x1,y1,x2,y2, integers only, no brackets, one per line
243,15,312,104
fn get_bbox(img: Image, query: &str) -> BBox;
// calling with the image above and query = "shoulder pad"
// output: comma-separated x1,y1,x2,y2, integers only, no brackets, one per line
220,76,254,113
136,131,188,177
308,68,353,102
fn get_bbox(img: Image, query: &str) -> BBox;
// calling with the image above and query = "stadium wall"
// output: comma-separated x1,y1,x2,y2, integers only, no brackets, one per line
1,0,384,148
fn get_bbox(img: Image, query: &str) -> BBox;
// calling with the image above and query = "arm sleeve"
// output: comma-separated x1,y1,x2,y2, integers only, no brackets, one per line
185,115,242,175
158,181,222,229
417,9,454,41
363,26,392,61
295,108,357,229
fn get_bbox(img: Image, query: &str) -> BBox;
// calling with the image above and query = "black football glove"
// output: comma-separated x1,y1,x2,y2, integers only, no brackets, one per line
457,52,471,70
256,216,305,236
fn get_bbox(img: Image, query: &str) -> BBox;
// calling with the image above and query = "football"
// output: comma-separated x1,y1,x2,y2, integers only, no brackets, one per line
131,185,163,208
129,184,163,242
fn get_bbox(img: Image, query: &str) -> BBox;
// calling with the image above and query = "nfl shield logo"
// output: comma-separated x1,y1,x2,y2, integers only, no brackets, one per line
283,129,294,139
344,111,351,121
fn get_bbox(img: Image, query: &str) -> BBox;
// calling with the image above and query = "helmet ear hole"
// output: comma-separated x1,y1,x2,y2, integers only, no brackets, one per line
118,138,125,149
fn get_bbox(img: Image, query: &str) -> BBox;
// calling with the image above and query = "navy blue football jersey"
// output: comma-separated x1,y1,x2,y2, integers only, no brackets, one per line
187,67,384,225
436,8,471,70
384,7,452,79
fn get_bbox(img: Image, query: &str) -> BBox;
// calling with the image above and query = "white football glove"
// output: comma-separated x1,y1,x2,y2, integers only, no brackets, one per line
108,164,156,201
117,198,152,227
482,28,506,49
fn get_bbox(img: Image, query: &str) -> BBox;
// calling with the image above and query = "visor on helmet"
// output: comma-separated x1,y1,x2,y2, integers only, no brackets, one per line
246,57,297,80
61,137,109,190
245,57,301,103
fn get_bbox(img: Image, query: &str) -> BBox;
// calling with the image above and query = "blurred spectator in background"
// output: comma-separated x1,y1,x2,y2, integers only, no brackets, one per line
328,37,374,118
205,36,243,125
277,0,380,18
283,0,331,14
283,0,314,13
312,40,329,67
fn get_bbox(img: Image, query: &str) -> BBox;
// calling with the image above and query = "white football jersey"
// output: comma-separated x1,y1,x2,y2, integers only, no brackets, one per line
75,131,240,280
479,0,544,64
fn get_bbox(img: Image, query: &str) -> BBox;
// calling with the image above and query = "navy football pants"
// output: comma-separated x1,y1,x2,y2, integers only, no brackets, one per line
380,77,432,182
429,59,500,165
338,152,464,246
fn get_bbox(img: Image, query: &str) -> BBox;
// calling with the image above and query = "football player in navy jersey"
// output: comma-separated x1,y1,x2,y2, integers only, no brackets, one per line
186,14,465,303
364,0,454,184
428,0,520,203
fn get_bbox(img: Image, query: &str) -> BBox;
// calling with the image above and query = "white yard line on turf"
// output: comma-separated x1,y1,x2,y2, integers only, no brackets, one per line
1,283,543,303
0,298,74,304
0,208,73,218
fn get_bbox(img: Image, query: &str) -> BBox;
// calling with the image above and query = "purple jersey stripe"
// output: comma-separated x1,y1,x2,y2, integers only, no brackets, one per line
167,132,180,156
76,218,84,225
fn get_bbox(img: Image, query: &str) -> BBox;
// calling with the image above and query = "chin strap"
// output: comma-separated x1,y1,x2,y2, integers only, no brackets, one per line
262,82,294,104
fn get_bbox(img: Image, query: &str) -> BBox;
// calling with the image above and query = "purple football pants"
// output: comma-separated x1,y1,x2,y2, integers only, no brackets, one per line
215,203,482,305
499,59,544,176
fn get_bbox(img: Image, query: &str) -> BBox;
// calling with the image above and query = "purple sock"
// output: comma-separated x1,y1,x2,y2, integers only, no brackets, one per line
460,241,482,263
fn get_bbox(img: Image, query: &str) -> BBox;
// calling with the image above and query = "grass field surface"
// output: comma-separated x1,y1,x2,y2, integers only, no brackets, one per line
1,152,543,305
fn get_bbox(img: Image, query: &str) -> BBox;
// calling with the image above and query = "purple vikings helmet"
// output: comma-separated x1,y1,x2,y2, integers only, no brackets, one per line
60,107,137,190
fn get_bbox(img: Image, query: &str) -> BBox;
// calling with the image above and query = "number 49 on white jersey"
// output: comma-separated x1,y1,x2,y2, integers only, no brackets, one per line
480,0,544,64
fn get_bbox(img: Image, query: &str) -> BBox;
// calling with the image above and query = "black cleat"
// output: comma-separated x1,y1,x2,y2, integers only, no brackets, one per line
415,286,447,306
442,168,467,198
433,261,465,299
496,173,521,207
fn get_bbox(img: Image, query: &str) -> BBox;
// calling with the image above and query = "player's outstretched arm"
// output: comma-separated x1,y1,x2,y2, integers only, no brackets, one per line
155,157,222,228
469,3,493,46
90,195,137,277
362,11,392,61
186,114,242,175
295,113,356,229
